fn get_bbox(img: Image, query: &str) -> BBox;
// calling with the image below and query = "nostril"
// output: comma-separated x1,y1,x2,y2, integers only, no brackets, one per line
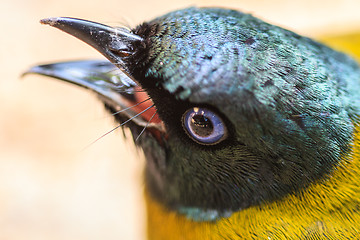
109,49,131,57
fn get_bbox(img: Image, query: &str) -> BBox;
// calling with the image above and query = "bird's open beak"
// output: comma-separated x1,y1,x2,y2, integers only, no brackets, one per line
25,17,161,128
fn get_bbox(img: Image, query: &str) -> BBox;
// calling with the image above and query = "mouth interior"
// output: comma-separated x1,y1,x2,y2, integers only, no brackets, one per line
123,86,168,142
129,86,161,124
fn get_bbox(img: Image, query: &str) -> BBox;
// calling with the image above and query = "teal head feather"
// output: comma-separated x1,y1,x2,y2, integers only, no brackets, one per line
129,8,360,217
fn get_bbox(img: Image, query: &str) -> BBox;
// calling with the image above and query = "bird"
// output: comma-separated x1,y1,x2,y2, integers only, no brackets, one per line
26,7,360,239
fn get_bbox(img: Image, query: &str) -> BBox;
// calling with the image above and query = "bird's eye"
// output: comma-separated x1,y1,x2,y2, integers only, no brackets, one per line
182,107,227,145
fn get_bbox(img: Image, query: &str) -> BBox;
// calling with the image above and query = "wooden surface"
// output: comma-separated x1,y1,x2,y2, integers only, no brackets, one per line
1,0,360,239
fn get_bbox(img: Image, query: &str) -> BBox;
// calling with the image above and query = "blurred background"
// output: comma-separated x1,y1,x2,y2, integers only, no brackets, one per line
2,0,360,239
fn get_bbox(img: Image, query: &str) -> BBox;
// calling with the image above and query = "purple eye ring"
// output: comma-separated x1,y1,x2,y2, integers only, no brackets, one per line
182,107,227,145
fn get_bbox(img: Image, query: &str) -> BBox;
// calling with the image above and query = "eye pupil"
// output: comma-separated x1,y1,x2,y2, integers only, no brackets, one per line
182,107,227,145
191,115,214,136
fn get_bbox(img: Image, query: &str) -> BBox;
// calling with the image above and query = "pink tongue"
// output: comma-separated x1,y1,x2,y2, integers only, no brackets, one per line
132,87,161,123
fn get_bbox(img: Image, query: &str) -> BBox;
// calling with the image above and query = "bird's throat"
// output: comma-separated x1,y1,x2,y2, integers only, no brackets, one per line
144,125,360,239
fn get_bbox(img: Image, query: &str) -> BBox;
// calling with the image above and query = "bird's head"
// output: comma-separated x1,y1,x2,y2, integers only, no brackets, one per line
28,7,360,221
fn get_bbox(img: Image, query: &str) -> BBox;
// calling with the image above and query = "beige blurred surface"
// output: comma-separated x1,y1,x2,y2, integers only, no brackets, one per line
1,0,360,239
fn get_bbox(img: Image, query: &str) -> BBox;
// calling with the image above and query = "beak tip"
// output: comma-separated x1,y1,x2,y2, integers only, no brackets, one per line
21,66,40,77
40,17,60,26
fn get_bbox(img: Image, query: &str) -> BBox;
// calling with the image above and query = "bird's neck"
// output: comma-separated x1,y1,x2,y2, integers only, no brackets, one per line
144,126,360,240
